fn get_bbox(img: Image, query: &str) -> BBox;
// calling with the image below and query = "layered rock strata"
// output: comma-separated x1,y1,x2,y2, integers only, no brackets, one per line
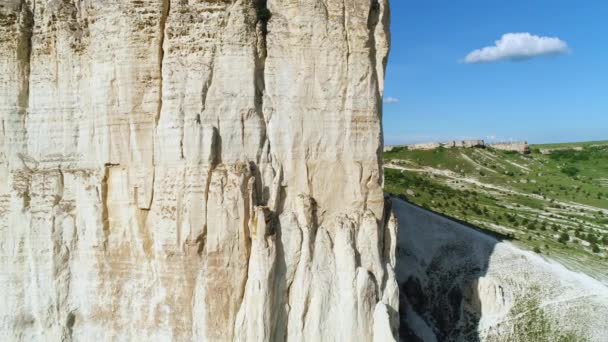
487,141,530,154
0,0,396,341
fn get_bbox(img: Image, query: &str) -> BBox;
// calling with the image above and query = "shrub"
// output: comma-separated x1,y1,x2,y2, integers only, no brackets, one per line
586,233,598,244
561,165,580,177
533,246,541,253
558,232,570,244
591,244,600,253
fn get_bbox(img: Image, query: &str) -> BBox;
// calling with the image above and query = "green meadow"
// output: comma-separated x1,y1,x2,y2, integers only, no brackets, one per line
384,141,608,282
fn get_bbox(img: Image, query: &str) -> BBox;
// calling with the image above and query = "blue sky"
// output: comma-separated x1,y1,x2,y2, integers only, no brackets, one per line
383,0,608,145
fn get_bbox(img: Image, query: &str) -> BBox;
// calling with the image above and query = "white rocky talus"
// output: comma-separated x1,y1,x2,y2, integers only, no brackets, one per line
0,0,396,341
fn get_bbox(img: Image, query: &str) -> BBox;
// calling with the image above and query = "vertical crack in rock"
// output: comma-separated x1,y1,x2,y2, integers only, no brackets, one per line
101,165,111,250
201,127,218,256
156,0,170,127
254,0,270,167
148,0,171,211
17,0,34,157
197,57,216,164
153,0,171,169
342,0,351,70
340,0,351,134
200,61,215,115
55,166,64,205
367,0,382,101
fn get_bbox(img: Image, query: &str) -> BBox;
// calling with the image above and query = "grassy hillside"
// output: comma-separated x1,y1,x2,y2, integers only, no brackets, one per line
532,140,608,150
384,142,608,282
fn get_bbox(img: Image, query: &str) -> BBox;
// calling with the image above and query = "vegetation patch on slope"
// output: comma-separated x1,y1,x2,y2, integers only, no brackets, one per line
486,287,585,342
384,142,608,282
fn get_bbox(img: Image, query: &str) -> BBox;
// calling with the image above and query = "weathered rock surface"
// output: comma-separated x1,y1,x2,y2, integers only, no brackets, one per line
393,199,608,342
487,141,530,154
0,0,397,341
384,140,528,153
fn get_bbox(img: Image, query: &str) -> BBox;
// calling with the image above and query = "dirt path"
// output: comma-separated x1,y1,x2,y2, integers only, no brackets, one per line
504,158,531,172
460,153,498,174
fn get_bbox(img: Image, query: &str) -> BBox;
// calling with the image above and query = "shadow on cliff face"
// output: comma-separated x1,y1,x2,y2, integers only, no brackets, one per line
390,197,512,342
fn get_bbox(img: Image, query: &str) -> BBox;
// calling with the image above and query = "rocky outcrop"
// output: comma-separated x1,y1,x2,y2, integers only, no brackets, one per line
393,199,608,342
0,1,397,341
384,140,485,152
449,140,485,149
488,141,530,154
385,140,530,154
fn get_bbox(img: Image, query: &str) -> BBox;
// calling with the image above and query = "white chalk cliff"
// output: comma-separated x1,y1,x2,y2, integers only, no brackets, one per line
0,0,397,341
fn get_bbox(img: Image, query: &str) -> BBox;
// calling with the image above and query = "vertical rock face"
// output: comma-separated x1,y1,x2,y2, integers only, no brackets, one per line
0,0,395,341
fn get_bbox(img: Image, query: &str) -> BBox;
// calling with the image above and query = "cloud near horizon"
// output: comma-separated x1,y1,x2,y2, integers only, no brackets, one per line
464,33,569,63
384,96,400,104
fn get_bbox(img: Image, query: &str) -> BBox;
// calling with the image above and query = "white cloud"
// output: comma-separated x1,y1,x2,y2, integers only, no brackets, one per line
463,33,569,63
383,96,400,104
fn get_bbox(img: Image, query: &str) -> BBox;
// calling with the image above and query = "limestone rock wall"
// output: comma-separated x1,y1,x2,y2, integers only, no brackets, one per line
0,0,397,341
488,141,530,154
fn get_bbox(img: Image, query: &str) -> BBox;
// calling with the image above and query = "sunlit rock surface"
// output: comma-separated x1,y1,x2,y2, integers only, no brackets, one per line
0,0,397,340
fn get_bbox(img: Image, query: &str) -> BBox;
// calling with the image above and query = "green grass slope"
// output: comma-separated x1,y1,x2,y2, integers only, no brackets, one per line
384,143,608,282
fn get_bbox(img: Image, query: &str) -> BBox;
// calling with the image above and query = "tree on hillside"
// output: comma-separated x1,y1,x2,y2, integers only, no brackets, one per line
561,165,580,177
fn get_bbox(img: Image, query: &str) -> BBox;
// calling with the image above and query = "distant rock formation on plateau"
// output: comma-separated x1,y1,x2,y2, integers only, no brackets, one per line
385,140,530,154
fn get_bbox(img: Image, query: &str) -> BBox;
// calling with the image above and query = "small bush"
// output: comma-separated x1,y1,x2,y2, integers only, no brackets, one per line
561,165,580,177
